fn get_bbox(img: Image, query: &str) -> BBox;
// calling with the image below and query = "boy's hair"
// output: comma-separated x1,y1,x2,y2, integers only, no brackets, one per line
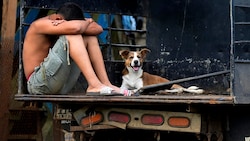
56,2,85,20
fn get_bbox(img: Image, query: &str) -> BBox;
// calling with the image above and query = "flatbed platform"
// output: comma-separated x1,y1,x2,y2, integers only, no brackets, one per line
15,94,234,105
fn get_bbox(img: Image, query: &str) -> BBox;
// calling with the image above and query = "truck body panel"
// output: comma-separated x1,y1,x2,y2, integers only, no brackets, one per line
14,0,250,140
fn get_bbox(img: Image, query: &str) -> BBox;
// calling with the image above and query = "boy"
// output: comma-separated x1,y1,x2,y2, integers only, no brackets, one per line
23,2,131,96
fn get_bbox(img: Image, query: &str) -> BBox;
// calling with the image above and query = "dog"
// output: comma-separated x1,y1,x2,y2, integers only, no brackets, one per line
119,48,204,95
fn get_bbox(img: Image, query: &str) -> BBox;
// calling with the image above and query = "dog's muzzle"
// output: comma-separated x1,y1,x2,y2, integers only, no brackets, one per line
131,60,140,71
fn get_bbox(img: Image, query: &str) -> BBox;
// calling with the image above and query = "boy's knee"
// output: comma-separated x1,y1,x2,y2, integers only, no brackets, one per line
65,34,82,41
83,36,98,42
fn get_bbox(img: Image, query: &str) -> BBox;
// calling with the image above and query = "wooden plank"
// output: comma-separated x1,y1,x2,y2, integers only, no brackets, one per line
0,0,17,140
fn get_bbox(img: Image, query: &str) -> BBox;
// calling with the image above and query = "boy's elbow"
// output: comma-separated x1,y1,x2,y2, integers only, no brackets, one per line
95,25,103,34
95,27,103,35
99,26,104,33
89,26,103,35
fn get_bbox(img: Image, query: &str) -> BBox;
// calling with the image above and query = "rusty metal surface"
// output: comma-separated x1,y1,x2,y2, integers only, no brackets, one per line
15,94,234,105
146,0,231,93
25,0,148,16
8,108,43,140
70,125,116,131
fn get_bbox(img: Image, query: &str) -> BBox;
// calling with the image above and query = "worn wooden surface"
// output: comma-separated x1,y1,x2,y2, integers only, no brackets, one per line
15,94,234,105
0,0,17,140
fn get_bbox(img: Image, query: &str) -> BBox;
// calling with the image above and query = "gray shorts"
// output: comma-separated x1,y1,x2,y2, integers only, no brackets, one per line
27,35,80,94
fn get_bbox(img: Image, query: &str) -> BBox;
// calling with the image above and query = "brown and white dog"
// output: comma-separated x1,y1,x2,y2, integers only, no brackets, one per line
119,48,204,95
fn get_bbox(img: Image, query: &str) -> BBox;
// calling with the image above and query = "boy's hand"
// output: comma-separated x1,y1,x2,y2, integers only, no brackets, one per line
51,20,65,26
86,18,94,24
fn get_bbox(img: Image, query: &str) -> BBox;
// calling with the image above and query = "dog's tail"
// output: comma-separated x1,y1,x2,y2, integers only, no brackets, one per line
182,86,204,94
165,86,204,94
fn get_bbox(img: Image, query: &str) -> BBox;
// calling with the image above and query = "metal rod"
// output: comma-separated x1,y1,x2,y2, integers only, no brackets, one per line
18,0,24,94
230,0,235,97
107,13,112,60
103,27,146,33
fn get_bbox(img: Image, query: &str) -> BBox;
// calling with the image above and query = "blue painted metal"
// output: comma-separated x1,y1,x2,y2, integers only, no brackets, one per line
83,13,114,44
97,14,114,44
15,9,40,55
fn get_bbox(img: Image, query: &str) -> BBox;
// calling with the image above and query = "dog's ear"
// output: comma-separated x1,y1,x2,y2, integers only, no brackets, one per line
119,50,130,60
140,48,151,59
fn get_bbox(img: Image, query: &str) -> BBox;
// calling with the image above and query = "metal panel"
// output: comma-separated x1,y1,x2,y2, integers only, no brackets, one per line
146,0,230,92
19,0,233,95
234,63,250,103
99,108,201,133
24,0,148,16
232,0,250,103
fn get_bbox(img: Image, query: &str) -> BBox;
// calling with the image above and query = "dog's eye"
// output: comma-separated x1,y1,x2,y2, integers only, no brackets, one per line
137,56,141,58
129,56,133,59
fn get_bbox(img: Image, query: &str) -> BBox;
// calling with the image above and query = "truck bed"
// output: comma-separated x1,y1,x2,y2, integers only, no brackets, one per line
15,93,234,105
15,70,233,105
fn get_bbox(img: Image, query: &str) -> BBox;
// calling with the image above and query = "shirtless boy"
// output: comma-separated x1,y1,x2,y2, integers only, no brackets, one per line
23,2,131,95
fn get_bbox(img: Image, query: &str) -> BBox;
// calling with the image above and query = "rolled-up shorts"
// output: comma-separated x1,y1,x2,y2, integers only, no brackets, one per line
27,35,81,94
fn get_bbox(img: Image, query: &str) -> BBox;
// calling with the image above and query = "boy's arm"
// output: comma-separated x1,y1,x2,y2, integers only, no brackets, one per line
50,18,103,35
51,18,103,35
31,16,92,35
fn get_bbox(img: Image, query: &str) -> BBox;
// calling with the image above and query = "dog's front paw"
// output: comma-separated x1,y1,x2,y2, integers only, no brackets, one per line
120,89,135,96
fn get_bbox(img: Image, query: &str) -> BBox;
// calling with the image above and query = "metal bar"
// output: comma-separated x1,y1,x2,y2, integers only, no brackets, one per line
234,40,250,43
70,125,116,131
109,43,147,48
99,43,146,48
235,22,250,25
14,94,234,104
107,13,112,60
24,6,57,10
230,0,235,97
14,94,232,100
18,0,24,94
234,60,250,63
103,27,146,33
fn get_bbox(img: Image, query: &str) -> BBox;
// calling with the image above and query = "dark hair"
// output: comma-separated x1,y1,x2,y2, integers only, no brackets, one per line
56,2,85,20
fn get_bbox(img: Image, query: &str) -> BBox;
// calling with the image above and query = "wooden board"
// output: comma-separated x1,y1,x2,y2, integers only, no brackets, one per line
0,0,17,140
